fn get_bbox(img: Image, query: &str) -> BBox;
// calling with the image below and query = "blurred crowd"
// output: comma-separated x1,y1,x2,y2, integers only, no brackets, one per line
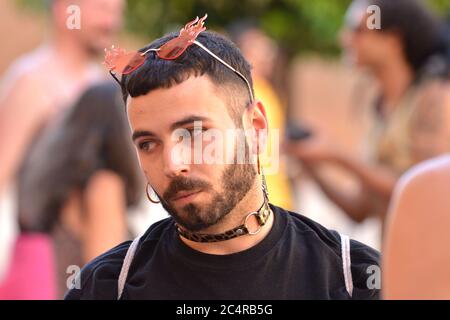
0,0,449,299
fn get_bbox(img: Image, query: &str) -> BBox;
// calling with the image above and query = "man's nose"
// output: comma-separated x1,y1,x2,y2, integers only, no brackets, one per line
162,143,191,178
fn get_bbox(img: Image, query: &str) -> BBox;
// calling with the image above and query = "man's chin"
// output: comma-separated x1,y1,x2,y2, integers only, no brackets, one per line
175,216,213,233
171,204,218,233
84,37,114,57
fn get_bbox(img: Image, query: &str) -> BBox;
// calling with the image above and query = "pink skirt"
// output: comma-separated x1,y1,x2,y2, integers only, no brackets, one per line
0,233,57,300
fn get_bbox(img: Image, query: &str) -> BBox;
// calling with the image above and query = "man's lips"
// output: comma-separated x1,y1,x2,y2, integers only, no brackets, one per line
172,190,202,202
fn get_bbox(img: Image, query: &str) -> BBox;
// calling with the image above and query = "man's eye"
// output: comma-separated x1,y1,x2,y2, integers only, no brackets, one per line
138,141,156,152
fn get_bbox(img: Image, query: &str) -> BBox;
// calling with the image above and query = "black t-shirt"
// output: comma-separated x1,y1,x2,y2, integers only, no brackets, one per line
65,204,380,300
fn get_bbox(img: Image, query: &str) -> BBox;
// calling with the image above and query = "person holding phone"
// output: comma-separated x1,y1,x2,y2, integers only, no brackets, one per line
286,0,450,227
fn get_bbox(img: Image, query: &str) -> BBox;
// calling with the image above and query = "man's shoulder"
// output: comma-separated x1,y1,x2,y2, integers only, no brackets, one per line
1,46,51,84
278,205,379,258
278,205,343,254
64,217,174,300
275,205,381,299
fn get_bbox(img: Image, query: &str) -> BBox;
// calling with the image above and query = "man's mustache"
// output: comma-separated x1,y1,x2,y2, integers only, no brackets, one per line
163,177,211,202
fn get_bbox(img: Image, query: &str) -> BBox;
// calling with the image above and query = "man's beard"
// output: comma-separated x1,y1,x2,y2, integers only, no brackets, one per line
159,157,257,232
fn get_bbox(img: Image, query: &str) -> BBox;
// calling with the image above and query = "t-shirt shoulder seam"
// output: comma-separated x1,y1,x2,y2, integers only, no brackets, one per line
75,243,131,297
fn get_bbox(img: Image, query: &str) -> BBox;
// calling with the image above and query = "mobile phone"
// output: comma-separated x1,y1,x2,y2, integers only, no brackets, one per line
286,122,313,141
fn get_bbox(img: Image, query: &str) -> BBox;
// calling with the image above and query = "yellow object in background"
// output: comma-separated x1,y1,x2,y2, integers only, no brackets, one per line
254,77,293,210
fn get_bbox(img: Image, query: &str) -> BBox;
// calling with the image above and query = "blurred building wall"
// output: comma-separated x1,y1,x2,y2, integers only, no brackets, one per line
0,1,46,75
289,57,381,249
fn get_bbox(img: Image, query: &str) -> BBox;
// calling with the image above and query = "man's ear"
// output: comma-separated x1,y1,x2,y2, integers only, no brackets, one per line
242,100,269,155
242,100,268,131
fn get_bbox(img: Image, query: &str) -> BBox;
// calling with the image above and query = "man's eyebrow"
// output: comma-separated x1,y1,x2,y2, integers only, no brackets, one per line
132,130,156,142
169,115,211,131
132,116,211,141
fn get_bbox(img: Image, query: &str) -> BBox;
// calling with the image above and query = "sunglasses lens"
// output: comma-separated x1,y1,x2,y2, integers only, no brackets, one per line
158,38,189,60
123,52,146,75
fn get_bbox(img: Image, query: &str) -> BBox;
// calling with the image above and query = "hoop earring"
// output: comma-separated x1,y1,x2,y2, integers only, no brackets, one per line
146,183,160,204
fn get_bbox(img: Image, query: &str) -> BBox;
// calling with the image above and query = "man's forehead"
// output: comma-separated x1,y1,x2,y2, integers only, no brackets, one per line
126,75,233,127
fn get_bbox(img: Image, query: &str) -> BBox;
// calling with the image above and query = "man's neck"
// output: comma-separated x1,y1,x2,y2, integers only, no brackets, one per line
50,32,95,75
179,179,274,255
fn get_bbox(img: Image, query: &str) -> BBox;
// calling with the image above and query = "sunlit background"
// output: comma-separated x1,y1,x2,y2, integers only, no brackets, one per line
0,0,449,299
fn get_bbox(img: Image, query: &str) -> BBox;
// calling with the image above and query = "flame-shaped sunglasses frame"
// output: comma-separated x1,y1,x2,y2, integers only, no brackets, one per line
104,14,254,102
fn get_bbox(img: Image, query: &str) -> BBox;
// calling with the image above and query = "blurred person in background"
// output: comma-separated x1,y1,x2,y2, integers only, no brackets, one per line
383,154,450,299
228,21,294,210
0,83,143,299
286,0,450,230
446,10,450,78
0,0,125,193
0,0,124,287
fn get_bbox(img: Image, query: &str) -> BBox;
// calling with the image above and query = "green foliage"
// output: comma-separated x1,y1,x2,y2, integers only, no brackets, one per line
17,0,450,57
124,0,354,56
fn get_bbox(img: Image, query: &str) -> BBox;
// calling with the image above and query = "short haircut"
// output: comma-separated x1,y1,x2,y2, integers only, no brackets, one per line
120,31,254,126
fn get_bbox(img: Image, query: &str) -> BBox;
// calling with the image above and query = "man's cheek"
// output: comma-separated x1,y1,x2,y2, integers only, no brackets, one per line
141,165,162,188
137,154,149,174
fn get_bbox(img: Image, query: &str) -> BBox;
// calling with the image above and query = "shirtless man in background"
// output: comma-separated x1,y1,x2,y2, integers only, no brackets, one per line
0,0,124,281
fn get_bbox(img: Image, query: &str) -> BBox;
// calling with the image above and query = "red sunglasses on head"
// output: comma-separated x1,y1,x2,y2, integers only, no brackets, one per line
103,14,254,102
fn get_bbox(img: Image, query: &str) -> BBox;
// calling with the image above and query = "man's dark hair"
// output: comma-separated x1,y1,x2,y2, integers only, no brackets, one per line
370,0,448,76
121,31,254,126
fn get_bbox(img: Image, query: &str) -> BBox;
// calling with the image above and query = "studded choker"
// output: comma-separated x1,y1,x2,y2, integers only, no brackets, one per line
176,200,271,243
